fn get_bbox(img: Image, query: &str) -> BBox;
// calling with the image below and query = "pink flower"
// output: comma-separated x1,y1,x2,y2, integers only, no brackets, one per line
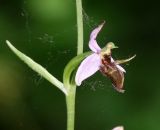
75,22,135,92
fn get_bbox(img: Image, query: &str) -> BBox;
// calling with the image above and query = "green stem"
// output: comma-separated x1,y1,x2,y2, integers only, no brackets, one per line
66,85,76,130
76,0,83,55
64,52,91,130
65,0,84,129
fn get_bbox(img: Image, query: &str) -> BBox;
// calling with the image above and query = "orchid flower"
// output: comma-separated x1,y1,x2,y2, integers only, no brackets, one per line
75,22,136,93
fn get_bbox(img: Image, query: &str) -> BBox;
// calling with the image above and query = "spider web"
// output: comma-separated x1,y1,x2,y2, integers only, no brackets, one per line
21,2,108,90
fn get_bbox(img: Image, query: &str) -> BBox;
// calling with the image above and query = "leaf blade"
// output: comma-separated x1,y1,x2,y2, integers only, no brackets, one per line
6,40,67,95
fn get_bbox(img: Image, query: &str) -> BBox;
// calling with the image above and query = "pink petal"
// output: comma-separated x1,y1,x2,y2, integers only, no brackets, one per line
90,21,105,39
89,22,105,53
75,53,101,86
112,126,124,130
89,39,101,53
116,65,126,73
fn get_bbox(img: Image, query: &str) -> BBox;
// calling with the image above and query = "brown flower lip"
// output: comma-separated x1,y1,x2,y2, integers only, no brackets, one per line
100,54,125,93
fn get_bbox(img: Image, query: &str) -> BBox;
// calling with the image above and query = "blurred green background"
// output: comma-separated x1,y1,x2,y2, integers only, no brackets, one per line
0,0,160,130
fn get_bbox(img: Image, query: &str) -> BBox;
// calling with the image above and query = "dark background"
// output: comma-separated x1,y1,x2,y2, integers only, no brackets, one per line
0,0,160,130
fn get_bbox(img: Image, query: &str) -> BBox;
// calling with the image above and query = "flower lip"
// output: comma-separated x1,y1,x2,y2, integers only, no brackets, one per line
100,54,125,93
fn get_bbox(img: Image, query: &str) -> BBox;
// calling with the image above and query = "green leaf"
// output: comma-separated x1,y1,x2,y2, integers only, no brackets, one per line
6,40,67,95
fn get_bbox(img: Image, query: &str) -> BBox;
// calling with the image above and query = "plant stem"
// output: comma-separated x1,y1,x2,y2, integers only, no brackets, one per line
65,1,84,130
66,86,76,130
76,0,83,55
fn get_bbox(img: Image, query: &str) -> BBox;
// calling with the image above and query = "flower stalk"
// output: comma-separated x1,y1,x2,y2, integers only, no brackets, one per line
66,85,76,130
65,0,84,130
64,52,91,130
76,0,83,55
